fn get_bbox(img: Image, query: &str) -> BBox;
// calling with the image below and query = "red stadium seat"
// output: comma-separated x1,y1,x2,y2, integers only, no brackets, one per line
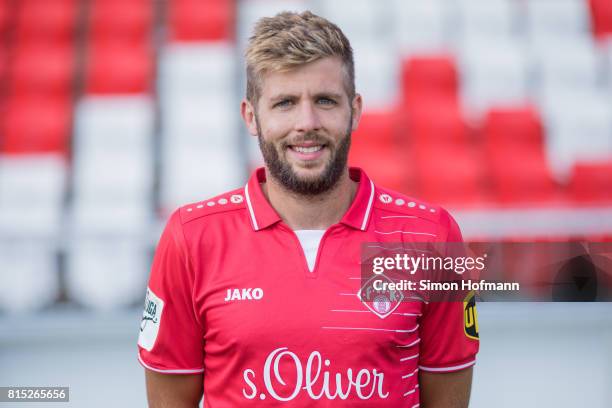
412,144,486,206
89,0,153,45
15,0,77,44
405,100,469,147
0,46,8,92
484,106,543,148
489,151,558,204
0,0,10,37
1,96,72,154
168,0,235,42
399,101,485,205
10,45,75,98
589,0,612,39
350,110,412,192
353,110,401,145
569,161,612,203
349,138,413,194
85,43,153,94
483,107,557,203
400,54,458,107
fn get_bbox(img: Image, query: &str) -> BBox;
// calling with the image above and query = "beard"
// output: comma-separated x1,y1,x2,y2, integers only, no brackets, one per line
257,116,352,196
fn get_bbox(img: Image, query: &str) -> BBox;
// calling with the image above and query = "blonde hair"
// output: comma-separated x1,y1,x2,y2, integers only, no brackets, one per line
245,11,355,104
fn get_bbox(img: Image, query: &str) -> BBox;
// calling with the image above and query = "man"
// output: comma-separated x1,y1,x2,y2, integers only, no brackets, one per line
138,11,478,407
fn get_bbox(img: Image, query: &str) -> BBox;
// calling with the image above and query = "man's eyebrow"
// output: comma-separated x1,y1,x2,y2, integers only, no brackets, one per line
268,92,344,102
314,92,343,100
268,94,298,103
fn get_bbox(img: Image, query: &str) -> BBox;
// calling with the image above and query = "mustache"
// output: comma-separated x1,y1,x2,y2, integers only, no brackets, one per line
282,133,330,147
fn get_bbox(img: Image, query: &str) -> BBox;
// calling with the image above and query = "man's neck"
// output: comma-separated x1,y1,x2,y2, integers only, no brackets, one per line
261,168,357,230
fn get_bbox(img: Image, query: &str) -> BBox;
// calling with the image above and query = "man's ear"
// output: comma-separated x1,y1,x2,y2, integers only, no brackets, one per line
351,93,363,132
241,99,259,137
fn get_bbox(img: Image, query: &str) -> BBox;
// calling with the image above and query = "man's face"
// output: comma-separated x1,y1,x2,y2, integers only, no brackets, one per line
243,57,362,195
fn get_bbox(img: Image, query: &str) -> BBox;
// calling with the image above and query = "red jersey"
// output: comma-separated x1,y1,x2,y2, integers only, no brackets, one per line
138,167,479,407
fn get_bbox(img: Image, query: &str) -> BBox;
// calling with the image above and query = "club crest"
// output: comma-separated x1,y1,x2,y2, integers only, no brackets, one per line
357,274,404,319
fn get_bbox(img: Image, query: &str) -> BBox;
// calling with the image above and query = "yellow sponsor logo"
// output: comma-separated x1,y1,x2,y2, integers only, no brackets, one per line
463,291,479,340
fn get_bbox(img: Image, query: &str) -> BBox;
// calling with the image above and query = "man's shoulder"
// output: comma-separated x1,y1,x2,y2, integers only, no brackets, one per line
371,185,451,225
175,187,247,225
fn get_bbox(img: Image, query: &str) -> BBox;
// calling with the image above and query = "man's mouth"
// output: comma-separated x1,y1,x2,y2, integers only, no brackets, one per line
290,145,324,153
286,143,327,161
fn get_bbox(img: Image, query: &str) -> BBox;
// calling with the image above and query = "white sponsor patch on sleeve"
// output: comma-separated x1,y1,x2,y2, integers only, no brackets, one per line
138,288,164,351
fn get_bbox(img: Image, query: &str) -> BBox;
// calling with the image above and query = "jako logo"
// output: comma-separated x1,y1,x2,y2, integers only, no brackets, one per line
224,288,264,302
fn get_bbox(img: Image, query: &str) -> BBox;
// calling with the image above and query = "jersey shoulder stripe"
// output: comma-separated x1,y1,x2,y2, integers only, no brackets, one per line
179,187,246,224
372,186,442,224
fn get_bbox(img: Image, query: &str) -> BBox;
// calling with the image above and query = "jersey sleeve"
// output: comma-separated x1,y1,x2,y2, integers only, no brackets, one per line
418,209,480,372
137,209,205,374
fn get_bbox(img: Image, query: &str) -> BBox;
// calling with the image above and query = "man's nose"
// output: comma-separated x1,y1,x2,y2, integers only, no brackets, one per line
294,101,322,133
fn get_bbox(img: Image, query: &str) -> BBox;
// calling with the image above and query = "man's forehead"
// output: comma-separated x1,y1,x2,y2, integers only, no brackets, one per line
259,57,348,99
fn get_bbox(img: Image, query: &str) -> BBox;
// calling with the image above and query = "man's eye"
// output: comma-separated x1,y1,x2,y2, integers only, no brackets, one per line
318,98,337,105
274,100,293,108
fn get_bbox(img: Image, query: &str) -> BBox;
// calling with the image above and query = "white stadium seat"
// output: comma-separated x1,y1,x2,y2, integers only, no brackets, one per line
159,22,245,212
159,38,245,212
74,96,154,154
66,237,149,310
72,150,153,204
391,0,450,54
525,0,591,41
159,42,236,103
455,0,519,43
161,145,245,211
459,39,530,114
0,240,59,312
162,100,238,149
353,43,400,111
0,154,66,237
71,96,154,234
314,0,386,46
600,40,612,95
540,90,612,178
71,199,153,235
533,38,603,96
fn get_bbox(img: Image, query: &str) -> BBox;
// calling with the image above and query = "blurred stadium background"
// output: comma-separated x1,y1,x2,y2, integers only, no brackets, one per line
0,0,611,406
